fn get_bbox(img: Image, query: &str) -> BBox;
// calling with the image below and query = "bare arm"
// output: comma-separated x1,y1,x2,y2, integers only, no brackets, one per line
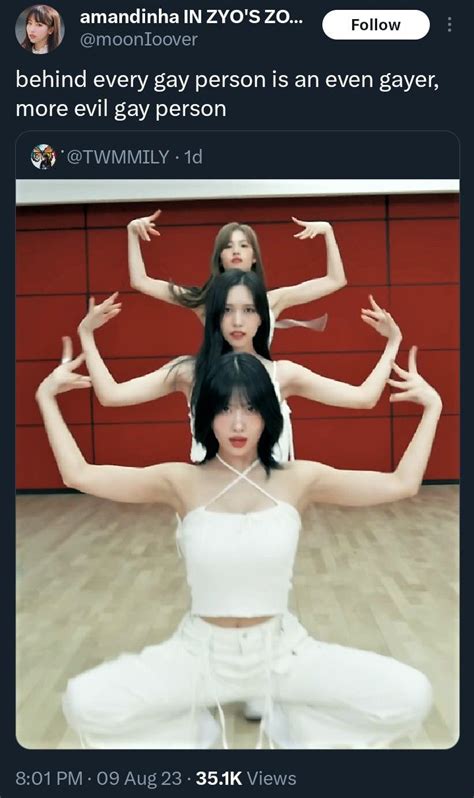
35,355,187,505
268,220,347,319
76,295,193,406
282,297,402,410
300,347,442,507
127,209,184,304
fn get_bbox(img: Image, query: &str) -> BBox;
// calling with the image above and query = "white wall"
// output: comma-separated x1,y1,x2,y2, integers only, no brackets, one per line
16,179,459,206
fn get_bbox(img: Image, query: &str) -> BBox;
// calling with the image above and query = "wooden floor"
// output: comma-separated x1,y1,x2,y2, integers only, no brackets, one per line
16,485,459,750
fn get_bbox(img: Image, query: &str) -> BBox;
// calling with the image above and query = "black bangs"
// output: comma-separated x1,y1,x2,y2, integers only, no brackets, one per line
193,353,284,474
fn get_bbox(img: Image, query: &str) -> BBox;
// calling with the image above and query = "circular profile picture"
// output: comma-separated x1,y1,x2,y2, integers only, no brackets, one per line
16,5,65,54
31,144,58,170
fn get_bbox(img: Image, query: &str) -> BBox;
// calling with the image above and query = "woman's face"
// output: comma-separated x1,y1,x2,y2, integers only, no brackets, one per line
212,390,264,460
26,15,53,48
220,285,261,352
219,230,256,272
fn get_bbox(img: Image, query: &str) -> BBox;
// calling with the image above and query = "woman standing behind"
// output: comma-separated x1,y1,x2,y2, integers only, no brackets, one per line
75,270,402,464
127,209,346,329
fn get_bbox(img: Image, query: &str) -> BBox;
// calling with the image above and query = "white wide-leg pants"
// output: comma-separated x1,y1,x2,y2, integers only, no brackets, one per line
63,613,432,749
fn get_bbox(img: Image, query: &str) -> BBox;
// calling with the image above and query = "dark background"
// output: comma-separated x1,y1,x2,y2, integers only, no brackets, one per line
5,1,471,795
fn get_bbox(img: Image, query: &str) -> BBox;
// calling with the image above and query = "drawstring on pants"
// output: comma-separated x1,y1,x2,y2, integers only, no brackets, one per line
186,625,229,750
182,615,285,749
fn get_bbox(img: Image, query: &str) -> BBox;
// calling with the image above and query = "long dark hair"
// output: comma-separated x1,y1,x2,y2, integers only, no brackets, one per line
22,5,61,52
190,270,271,414
193,353,283,474
170,222,266,309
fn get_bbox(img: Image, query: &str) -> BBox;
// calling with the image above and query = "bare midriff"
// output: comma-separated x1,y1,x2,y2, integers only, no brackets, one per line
200,615,274,628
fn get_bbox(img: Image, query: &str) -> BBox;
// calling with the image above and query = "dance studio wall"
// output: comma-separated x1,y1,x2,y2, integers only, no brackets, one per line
16,194,459,489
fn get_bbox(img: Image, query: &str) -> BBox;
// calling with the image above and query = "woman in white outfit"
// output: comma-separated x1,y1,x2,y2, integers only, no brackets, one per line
36,348,440,749
127,210,346,334
77,268,402,721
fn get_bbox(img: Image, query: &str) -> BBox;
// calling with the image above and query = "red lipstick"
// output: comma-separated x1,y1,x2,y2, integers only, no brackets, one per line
229,437,247,448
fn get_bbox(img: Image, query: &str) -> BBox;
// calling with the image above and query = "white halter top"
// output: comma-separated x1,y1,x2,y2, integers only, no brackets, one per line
176,456,301,617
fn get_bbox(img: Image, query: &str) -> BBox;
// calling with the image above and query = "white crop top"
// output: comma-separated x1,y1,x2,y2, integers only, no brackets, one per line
176,456,301,617
189,360,294,463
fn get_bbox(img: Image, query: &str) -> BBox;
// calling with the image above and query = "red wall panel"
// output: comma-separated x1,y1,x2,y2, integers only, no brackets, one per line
388,194,459,218
16,205,85,230
293,418,392,471
390,285,459,350
16,296,87,360
90,294,202,358
87,196,386,229
16,426,93,489
272,287,391,354
16,193,459,488
16,230,88,295
94,423,191,466
256,221,387,289
87,226,216,293
390,219,459,284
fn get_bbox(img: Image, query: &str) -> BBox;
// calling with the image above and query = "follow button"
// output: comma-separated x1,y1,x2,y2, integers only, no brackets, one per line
322,10,430,40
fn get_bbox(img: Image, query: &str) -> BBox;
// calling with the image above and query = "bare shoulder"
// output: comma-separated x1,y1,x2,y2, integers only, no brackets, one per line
286,459,329,490
275,459,320,491
266,460,321,510
160,461,195,479
285,459,322,480
285,459,333,509
275,359,300,394
275,359,298,378
266,287,284,315
152,461,195,489
160,461,198,513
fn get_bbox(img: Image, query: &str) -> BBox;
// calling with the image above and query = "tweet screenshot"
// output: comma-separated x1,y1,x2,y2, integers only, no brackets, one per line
6,1,470,796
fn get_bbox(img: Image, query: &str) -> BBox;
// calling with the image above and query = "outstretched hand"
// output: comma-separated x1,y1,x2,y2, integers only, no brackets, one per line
127,209,161,242
388,347,442,409
37,338,92,398
78,292,122,335
292,217,332,239
361,295,401,343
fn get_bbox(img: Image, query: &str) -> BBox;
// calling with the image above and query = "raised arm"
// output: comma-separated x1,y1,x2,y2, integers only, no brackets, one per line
127,209,185,304
35,354,186,505
300,347,442,507
268,219,347,319
281,296,402,409
77,293,193,406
